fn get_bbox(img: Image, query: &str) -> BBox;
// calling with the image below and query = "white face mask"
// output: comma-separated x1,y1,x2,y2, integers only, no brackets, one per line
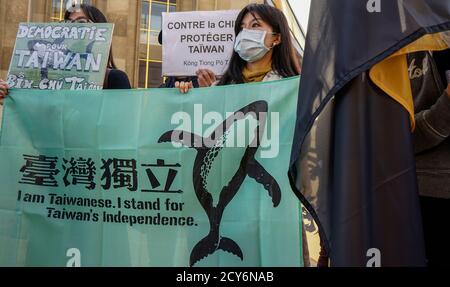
234,28,274,63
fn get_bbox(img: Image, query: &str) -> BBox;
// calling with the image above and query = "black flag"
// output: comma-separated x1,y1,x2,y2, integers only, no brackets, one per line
290,0,450,266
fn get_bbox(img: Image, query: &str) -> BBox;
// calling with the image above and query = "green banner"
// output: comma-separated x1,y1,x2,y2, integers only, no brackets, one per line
7,23,114,90
0,77,303,267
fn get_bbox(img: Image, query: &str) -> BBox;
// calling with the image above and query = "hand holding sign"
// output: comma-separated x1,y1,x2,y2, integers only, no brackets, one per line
196,69,217,87
176,69,217,94
0,79,9,105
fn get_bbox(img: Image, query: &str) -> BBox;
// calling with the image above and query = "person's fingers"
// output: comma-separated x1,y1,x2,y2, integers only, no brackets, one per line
181,81,191,94
200,70,213,85
181,81,193,94
197,69,216,86
197,73,208,87
197,70,212,86
179,81,186,93
185,81,193,93
1,80,10,104
0,80,9,87
0,84,8,96
196,69,208,87
184,81,193,93
175,81,180,88
205,69,217,83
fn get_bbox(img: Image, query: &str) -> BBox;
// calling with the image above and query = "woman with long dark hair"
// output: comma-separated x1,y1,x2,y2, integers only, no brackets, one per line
173,3,308,267
64,4,131,89
177,3,300,93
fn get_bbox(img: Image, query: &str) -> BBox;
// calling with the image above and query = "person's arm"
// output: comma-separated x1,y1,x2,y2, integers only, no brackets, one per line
0,79,9,106
414,84,450,154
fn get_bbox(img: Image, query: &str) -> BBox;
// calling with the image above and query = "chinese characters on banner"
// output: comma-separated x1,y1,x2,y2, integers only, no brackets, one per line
0,78,303,267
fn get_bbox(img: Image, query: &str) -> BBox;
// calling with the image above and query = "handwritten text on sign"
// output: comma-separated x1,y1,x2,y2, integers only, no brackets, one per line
7,23,114,90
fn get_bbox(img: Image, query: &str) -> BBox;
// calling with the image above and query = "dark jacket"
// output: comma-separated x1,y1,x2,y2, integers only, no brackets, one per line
104,69,131,89
410,51,450,199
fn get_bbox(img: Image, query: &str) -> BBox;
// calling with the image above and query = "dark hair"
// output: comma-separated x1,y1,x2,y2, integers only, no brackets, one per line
218,4,299,86
64,4,117,69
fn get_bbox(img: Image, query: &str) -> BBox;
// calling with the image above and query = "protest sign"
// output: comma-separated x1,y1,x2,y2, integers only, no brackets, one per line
162,10,239,76
0,77,303,267
6,22,114,90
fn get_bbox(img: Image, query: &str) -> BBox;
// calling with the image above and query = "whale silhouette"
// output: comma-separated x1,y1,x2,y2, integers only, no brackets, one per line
158,100,281,267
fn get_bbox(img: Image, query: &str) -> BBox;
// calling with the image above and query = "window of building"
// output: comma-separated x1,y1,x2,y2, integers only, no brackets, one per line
139,0,176,88
267,0,306,53
50,0,92,22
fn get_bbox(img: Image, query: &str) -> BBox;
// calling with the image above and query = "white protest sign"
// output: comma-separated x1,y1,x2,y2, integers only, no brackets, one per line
162,10,239,77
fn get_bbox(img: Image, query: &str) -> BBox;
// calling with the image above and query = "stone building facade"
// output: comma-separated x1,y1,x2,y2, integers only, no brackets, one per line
0,0,305,88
